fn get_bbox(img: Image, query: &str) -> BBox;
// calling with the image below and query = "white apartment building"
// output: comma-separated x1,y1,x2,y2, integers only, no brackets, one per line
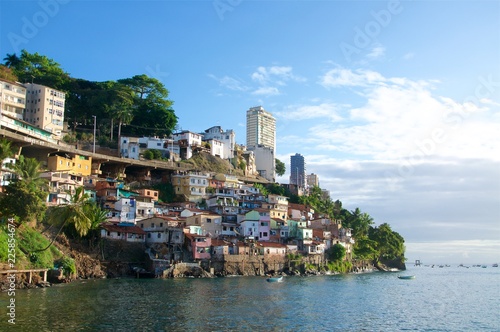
202,126,235,160
120,136,180,160
172,131,203,159
0,79,26,120
246,106,276,151
24,83,65,137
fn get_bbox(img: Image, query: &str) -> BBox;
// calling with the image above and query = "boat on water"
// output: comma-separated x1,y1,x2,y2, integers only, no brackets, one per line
398,275,416,280
266,276,284,282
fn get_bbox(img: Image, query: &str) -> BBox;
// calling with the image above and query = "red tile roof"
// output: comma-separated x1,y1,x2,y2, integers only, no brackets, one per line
101,224,146,235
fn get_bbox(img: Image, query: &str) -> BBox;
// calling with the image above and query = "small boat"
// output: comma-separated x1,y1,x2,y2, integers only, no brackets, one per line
398,275,416,280
493,263,498,267
266,276,283,282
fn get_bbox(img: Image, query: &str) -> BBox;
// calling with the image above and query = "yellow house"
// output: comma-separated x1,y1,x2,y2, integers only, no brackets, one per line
47,152,92,176
171,171,210,203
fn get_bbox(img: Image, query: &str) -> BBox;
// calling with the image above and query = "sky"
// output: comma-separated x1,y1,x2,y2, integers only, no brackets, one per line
1,0,499,264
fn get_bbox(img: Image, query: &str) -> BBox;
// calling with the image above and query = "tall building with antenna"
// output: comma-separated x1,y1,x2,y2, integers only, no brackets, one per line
290,153,306,188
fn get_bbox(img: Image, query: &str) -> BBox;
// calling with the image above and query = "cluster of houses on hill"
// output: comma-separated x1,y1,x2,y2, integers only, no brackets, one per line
94,173,355,267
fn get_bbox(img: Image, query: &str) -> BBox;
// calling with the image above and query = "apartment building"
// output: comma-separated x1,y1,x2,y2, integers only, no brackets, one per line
24,83,65,137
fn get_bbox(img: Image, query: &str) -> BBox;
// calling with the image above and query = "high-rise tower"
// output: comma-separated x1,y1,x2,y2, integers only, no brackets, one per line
246,106,276,151
246,106,276,182
290,153,306,187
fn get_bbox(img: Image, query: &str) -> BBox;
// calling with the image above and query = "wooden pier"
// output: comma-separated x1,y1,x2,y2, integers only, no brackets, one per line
0,269,50,283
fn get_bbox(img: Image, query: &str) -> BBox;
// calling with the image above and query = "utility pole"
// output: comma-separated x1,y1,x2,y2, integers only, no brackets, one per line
92,115,96,153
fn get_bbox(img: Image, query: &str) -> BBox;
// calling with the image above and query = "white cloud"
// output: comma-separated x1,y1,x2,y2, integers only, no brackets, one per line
367,45,385,59
275,103,345,121
252,86,280,96
208,74,248,91
319,67,386,88
251,66,306,85
310,66,500,161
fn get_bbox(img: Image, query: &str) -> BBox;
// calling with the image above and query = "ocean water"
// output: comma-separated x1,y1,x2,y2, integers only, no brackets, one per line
1,265,499,331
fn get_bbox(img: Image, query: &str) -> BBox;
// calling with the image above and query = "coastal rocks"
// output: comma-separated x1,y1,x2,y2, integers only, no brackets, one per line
164,263,214,278
375,258,406,271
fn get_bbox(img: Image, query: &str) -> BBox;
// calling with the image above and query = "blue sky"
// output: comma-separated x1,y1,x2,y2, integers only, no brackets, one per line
1,0,499,264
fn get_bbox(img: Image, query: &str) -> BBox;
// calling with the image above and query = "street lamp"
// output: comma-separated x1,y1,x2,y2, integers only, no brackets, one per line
92,115,96,153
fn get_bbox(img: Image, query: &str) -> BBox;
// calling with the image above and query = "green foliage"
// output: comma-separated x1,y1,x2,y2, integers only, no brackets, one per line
253,183,268,196
57,256,77,276
152,182,176,203
326,260,353,273
353,236,379,260
326,243,346,262
118,74,177,137
0,138,14,161
17,226,62,269
239,160,246,171
143,149,163,160
5,50,70,89
267,183,286,196
143,150,154,160
0,156,48,223
305,263,316,271
275,158,286,177
369,223,405,261
46,187,93,237
286,253,302,260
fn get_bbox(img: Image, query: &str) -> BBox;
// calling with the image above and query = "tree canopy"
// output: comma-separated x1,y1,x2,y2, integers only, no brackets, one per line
275,158,285,177
2,50,178,141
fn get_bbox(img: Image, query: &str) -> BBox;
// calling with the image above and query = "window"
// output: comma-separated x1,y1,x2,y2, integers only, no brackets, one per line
206,218,211,223
148,233,151,238
157,233,161,238
159,223,163,227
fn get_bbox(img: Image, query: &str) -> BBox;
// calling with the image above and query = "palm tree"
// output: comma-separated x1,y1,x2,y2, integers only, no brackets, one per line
0,138,14,161
0,156,48,223
47,186,93,237
8,155,48,192
38,191,107,252
3,53,20,68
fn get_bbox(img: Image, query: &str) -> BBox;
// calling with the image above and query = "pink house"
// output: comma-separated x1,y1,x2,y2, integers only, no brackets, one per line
184,233,211,260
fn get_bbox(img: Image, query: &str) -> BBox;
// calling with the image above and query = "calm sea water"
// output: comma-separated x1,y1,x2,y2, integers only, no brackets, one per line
1,265,499,331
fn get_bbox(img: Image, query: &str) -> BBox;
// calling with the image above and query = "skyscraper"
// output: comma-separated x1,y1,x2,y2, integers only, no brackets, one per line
246,106,276,182
290,153,306,187
246,106,276,151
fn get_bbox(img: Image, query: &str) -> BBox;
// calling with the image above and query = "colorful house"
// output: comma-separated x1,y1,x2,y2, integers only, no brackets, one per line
100,223,146,243
184,233,211,260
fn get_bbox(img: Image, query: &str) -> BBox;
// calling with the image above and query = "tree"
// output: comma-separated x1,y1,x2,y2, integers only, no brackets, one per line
46,187,93,237
369,223,405,261
353,236,379,260
7,50,70,89
118,74,177,136
104,83,135,144
327,243,346,262
3,53,20,68
275,158,285,177
0,156,48,223
343,208,374,238
0,138,14,161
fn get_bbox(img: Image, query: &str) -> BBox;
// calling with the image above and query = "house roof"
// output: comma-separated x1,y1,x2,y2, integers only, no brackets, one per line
257,241,287,248
211,239,233,247
101,223,146,235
